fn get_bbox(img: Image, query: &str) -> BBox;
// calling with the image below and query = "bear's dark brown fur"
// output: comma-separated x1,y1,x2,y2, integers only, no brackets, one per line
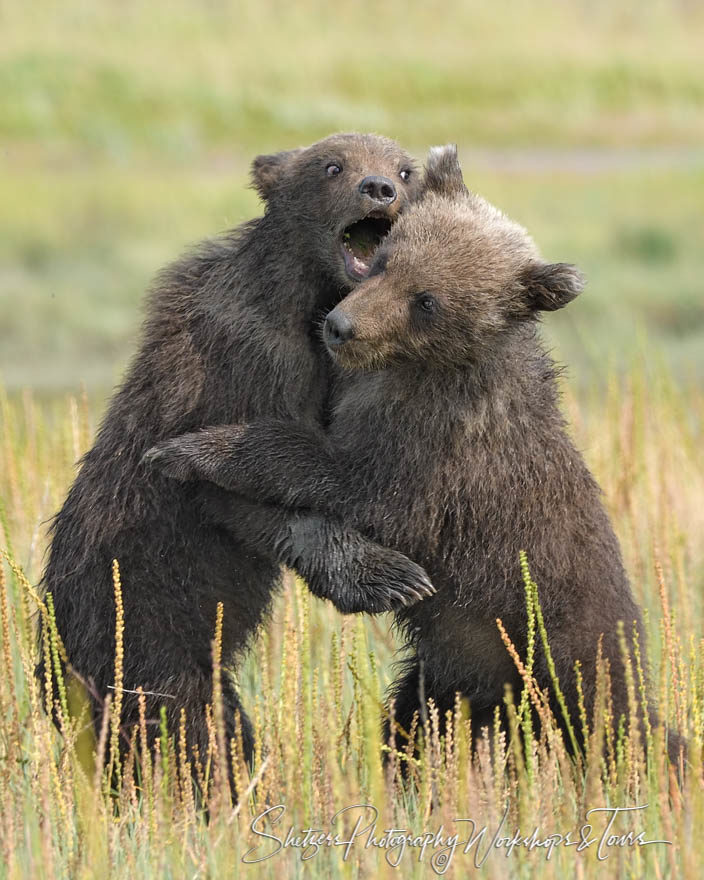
148,146,683,766
38,133,435,783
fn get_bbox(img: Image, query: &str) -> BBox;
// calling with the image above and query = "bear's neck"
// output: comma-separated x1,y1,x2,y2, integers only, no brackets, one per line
243,211,347,318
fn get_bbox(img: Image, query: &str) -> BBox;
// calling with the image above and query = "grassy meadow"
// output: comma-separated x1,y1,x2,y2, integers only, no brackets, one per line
1,0,703,877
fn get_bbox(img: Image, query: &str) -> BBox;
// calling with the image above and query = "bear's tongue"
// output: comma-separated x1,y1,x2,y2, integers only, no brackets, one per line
342,217,391,279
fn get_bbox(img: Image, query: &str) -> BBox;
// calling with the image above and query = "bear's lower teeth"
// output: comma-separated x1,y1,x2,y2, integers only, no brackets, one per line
344,240,369,264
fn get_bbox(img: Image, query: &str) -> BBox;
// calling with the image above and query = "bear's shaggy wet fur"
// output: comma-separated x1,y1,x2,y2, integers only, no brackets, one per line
39,133,435,784
147,146,684,766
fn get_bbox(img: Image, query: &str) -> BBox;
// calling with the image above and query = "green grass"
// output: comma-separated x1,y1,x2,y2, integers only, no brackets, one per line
3,0,704,157
1,370,703,878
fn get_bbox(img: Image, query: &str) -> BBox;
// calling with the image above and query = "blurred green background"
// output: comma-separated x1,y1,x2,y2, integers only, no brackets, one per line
1,0,702,394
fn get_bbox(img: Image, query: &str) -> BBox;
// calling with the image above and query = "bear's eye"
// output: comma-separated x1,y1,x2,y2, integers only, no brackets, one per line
326,163,342,177
416,293,437,314
399,167,412,182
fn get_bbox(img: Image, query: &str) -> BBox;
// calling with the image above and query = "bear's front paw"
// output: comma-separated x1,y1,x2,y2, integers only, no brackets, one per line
361,546,437,612
141,435,207,482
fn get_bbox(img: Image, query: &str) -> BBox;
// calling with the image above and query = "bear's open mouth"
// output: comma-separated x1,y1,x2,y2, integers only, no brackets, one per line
341,216,392,280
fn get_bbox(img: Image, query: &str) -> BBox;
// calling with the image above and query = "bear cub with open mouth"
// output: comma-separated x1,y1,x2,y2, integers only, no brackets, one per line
41,133,435,790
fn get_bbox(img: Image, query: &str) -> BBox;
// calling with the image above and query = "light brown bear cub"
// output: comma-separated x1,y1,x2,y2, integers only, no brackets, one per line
149,146,683,766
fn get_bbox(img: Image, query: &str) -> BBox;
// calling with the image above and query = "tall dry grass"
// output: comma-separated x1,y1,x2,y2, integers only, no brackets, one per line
0,366,702,878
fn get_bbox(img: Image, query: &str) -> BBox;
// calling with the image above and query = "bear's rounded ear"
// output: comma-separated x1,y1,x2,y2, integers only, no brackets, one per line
522,262,585,312
250,148,304,201
422,144,468,199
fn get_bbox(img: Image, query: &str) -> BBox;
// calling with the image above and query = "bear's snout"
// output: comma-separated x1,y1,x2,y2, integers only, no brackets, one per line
324,309,355,347
359,175,397,206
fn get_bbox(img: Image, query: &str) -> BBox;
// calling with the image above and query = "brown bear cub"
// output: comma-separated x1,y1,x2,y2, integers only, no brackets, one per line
39,133,436,784
148,145,684,766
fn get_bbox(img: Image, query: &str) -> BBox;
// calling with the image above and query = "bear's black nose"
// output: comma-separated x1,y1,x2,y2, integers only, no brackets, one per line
359,176,397,205
324,309,355,347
